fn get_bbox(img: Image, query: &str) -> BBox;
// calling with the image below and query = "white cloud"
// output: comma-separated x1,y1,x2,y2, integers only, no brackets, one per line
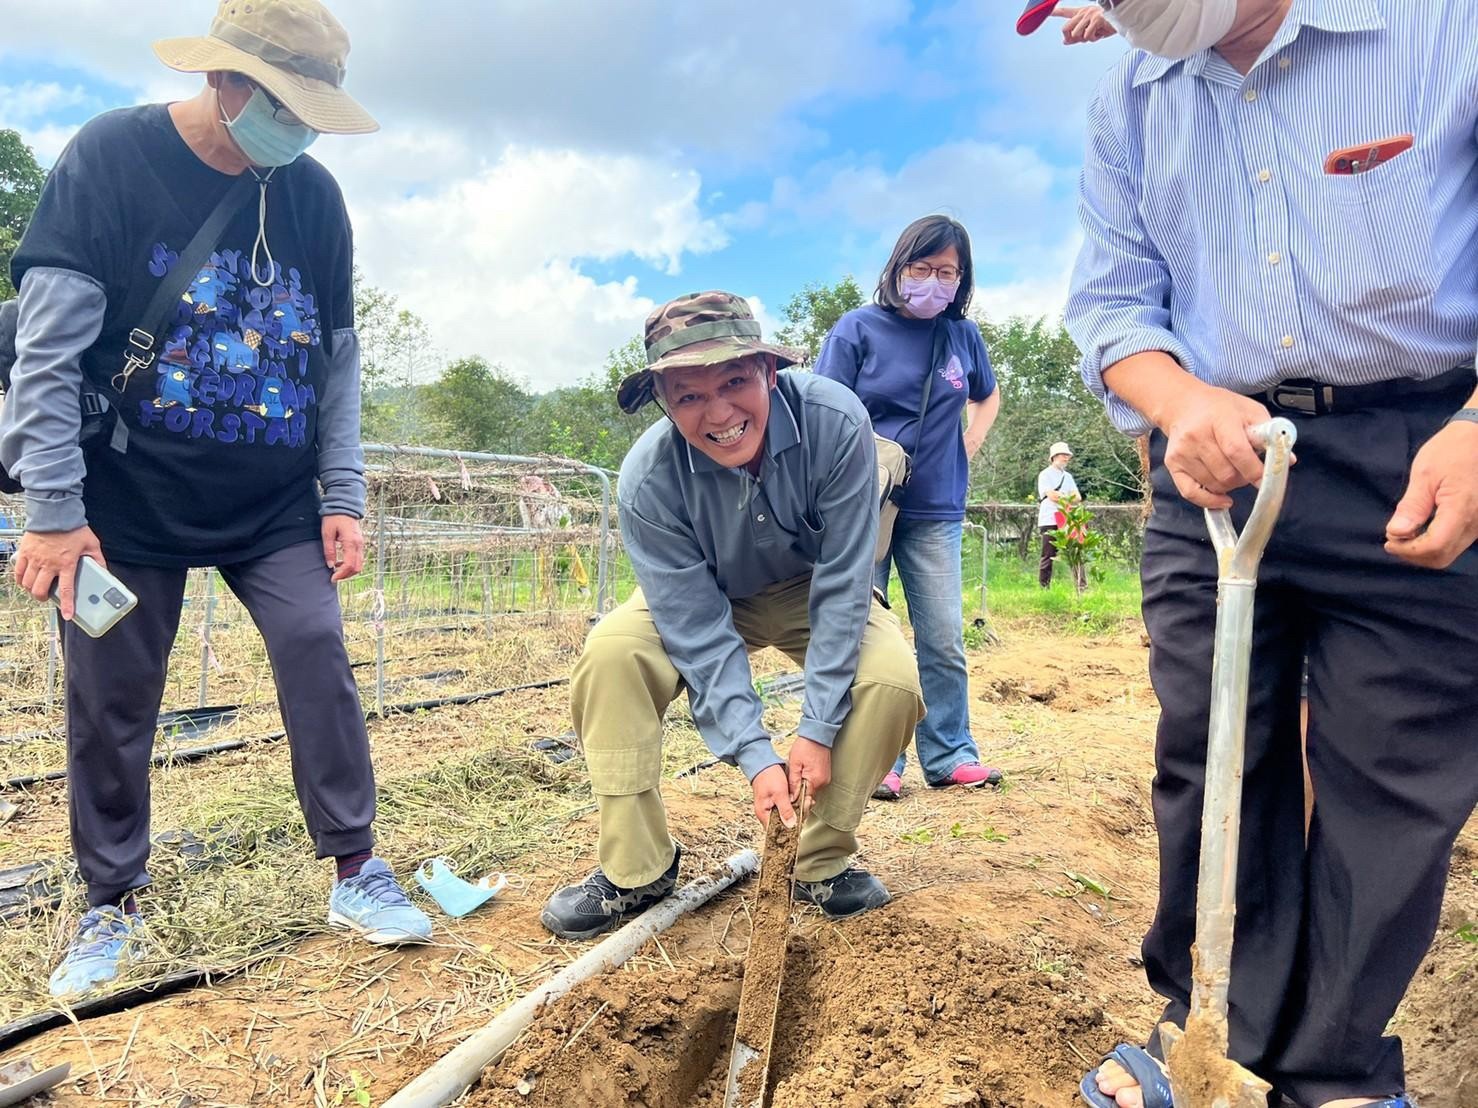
0,81,93,122
339,143,732,389
0,0,1102,382
771,141,1061,245
0,0,913,159
0,82,97,162
972,231,1084,324
0,121,79,165
764,139,1076,319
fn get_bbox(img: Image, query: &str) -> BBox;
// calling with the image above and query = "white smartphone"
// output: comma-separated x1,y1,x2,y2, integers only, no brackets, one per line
49,556,138,638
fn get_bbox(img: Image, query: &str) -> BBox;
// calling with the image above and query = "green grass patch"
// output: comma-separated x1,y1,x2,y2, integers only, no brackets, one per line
887,546,1141,635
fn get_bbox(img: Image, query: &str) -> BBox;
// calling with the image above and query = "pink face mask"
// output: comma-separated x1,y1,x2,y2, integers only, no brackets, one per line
898,274,959,319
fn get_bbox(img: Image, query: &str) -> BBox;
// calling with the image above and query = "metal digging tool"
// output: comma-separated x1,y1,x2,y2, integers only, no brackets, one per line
1159,418,1296,1108
723,783,806,1108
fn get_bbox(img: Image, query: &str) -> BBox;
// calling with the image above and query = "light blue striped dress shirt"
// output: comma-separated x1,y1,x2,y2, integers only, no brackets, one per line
1065,0,1478,435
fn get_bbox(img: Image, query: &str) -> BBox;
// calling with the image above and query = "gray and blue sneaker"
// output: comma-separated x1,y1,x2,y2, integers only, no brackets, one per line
795,866,891,920
328,858,432,944
541,844,681,941
48,904,145,998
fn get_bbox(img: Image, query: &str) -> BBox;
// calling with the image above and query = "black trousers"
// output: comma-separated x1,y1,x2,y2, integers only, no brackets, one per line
1140,384,1478,1105
1038,525,1058,587
64,540,376,907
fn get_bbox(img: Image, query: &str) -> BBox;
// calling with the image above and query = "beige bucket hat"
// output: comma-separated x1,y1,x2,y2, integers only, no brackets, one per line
153,0,377,135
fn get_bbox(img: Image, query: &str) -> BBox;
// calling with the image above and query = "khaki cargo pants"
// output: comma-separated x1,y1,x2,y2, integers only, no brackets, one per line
572,575,924,887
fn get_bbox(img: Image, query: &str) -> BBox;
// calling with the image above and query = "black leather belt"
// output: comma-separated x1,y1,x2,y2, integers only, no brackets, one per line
1256,366,1474,416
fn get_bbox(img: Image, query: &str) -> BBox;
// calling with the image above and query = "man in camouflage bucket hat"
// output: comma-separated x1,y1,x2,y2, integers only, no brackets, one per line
542,291,924,940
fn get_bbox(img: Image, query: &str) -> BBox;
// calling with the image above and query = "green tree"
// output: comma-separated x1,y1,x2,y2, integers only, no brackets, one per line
528,337,659,469
0,130,46,300
775,276,865,362
423,356,534,453
352,270,439,443
971,315,1143,505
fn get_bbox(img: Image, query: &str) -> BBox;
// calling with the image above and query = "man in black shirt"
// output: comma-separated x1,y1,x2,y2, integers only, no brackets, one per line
0,0,431,998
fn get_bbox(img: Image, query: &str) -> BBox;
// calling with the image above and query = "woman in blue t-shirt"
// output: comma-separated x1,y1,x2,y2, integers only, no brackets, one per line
814,215,1002,798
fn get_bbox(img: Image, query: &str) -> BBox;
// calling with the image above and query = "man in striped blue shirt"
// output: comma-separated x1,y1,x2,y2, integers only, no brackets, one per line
1053,0,1478,1105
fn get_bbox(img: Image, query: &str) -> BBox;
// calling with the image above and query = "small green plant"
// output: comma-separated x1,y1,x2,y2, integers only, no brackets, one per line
898,826,935,845
950,821,1008,843
962,621,989,651
1456,922,1478,945
1033,956,1071,976
332,1070,372,1107
1064,870,1112,898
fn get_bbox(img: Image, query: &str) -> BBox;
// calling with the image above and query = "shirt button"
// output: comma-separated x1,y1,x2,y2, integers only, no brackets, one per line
1268,251,1282,265
1281,335,1295,349
1278,56,1291,69
756,513,766,522
1257,169,1272,183
1244,89,1258,102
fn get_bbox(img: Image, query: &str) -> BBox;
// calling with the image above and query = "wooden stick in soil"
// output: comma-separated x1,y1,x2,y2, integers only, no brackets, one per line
723,783,805,1108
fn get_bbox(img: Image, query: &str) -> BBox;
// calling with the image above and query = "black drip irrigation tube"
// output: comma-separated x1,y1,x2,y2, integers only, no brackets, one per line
0,705,243,749
0,829,246,923
0,950,290,1055
1,677,570,791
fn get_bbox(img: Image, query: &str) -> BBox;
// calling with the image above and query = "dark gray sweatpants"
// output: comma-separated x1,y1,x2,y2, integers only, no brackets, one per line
63,540,375,907
1140,378,1478,1105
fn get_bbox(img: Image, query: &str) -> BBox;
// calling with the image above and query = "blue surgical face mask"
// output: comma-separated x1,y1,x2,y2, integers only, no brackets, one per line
220,85,317,167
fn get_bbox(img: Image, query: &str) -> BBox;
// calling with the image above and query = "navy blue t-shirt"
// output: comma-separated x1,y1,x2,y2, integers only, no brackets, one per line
12,105,351,567
814,305,996,520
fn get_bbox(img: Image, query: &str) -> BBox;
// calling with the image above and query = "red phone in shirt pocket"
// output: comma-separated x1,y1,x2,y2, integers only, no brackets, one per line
1323,133,1414,175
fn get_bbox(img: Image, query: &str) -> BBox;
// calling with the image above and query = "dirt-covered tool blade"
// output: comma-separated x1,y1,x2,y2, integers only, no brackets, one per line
723,786,804,1108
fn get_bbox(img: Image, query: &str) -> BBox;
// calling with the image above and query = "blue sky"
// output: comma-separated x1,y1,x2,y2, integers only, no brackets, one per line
1,1,1127,389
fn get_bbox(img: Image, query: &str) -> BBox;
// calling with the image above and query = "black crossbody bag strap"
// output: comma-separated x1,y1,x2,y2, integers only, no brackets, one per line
911,321,943,457
92,174,256,451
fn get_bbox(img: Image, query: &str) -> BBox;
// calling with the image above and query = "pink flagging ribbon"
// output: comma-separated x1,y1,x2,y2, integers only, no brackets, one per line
196,619,223,672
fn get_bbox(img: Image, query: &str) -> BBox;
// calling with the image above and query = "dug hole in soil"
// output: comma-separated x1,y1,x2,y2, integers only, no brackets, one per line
472,911,1103,1108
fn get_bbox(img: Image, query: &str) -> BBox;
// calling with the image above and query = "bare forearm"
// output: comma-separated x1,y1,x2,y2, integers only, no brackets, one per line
964,394,999,459
966,393,999,435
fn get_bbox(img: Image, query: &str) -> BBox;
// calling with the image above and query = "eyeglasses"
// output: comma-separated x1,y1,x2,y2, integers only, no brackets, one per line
904,261,962,283
230,74,305,127
256,83,305,127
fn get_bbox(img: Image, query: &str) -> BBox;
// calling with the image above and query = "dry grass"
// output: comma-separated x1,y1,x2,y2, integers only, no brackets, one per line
0,626,807,1026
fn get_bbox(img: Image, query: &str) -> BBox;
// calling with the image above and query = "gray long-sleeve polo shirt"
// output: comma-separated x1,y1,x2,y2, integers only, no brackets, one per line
616,370,879,781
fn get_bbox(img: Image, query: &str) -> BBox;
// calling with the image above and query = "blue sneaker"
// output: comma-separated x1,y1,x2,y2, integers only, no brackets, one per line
328,858,432,944
48,905,145,998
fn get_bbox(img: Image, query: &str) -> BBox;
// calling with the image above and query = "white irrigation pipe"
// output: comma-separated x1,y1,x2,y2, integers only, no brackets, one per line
383,848,761,1108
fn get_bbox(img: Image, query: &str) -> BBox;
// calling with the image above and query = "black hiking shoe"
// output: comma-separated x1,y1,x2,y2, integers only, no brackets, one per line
540,844,681,940
795,866,890,920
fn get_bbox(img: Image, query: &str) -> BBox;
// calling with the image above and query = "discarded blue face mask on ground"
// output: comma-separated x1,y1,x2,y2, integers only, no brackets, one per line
414,857,508,918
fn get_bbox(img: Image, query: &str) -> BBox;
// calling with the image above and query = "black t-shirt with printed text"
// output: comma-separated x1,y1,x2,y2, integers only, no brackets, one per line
12,104,352,567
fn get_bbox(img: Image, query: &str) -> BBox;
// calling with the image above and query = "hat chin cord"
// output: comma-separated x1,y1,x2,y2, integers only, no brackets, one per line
247,166,278,288
216,88,279,289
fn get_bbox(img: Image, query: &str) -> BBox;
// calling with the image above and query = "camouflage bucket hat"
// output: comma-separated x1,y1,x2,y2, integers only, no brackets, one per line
617,291,805,414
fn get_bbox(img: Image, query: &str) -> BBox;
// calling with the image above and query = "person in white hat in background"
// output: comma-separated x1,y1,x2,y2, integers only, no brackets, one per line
1036,441,1083,589
0,0,431,999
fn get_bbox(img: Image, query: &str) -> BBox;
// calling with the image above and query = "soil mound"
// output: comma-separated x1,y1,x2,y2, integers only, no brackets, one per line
472,910,1105,1107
